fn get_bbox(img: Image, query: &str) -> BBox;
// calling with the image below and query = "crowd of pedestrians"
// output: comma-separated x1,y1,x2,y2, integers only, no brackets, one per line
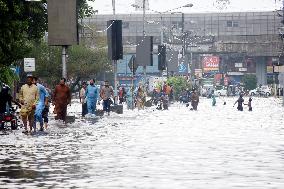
0,76,259,133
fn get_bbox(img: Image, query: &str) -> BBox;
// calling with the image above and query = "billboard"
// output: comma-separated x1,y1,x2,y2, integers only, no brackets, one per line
202,56,219,72
48,0,78,46
136,36,153,66
167,51,178,72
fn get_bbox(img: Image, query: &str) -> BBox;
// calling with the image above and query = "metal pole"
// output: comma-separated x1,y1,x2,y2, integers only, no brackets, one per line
112,0,118,104
132,58,135,110
113,59,118,104
62,45,67,78
160,15,164,77
181,13,185,57
142,0,145,36
112,0,115,15
142,0,147,84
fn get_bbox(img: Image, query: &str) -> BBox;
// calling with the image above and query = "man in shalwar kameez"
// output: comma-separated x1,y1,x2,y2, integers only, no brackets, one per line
53,78,71,122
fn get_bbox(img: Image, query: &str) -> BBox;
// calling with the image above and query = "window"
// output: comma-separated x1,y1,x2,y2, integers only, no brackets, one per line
227,20,238,27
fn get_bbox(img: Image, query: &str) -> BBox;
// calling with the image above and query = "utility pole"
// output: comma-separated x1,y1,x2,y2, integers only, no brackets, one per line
142,0,147,84
62,46,67,78
112,0,118,104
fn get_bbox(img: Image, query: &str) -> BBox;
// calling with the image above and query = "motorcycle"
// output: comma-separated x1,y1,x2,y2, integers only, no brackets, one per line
0,106,19,130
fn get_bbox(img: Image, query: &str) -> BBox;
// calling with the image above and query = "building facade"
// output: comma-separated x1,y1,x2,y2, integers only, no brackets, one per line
82,11,284,86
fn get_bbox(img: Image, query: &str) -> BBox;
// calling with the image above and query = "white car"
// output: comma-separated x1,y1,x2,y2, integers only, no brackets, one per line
249,86,271,96
214,88,227,96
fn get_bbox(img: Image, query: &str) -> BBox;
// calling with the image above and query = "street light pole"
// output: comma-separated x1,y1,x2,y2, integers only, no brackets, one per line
142,0,147,84
112,0,118,104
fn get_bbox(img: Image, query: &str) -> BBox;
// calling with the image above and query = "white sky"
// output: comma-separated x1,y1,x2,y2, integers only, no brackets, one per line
90,0,283,14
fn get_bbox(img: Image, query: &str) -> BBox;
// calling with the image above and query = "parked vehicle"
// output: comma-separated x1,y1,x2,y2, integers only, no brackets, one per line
249,85,271,96
0,106,19,130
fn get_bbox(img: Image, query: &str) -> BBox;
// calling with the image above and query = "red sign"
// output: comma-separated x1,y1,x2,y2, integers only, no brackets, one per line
202,56,219,72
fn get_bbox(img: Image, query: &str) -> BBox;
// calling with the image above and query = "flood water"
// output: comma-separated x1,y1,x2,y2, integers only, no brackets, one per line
1,97,284,188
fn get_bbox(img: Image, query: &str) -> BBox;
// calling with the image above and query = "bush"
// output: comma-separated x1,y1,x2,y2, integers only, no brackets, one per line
167,76,191,99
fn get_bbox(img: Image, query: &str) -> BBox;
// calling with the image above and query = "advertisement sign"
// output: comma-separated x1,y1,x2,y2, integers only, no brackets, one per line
195,69,202,78
202,56,219,72
239,68,247,72
267,66,273,73
235,63,243,68
274,66,284,73
24,58,35,72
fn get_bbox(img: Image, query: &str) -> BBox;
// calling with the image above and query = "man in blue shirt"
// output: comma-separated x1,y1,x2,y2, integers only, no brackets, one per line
33,77,49,131
85,79,98,116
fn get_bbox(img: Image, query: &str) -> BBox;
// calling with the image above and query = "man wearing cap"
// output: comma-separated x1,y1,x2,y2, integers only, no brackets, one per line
53,78,71,122
85,79,99,116
19,75,39,133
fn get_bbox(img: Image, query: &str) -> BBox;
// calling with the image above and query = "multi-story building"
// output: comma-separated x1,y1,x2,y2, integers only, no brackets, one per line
82,11,283,86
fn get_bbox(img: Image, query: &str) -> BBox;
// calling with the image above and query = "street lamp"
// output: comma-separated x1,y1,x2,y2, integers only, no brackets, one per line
132,2,193,78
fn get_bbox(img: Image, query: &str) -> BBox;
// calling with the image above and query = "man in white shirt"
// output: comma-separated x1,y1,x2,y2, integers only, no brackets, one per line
80,82,87,117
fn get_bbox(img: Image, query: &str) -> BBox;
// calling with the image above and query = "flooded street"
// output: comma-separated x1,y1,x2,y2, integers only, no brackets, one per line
1,97,284,188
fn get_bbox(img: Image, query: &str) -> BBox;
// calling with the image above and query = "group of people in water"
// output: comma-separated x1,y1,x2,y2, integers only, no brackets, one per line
0,76,256,133
79,79,114,117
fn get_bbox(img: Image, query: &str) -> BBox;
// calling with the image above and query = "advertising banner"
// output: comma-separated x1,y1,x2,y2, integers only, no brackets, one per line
202,56,219,72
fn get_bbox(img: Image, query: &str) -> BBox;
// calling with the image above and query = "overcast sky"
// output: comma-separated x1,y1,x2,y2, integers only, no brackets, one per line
90,0,283,15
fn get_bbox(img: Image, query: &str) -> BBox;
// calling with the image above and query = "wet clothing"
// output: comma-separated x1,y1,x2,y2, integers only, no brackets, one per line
126,90,134,109
212,94,216,106
119,88,126,104
136,89,146,110
80,87,87,117
53,84,71,122
248,100,252,111
100,86,113,113
235,96,244,111
103,98,112,113
100,86,114,100
85,84,98,115
191,92,199,110
34,84,49,130
19,84,39,121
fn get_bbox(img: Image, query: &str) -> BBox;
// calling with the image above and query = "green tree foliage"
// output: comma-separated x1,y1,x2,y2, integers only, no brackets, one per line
77,0,97,19
167,76,191,99
0,0,46,67
0,67,18,86
28,41,110,89
0,0,97,68
242,74,257,90
67,44,110,89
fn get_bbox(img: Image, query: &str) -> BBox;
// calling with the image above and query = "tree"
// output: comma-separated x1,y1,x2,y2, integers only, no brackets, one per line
0,67,18,87
0,0,97,68
0,0,46,67
26,41,111,90
167,76,191,99
242,74,257,90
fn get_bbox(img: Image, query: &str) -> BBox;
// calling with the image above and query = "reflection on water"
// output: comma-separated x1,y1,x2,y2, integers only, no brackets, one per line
1,98,284,188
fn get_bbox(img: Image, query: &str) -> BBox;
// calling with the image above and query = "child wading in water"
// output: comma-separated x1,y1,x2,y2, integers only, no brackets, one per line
245,97,252,111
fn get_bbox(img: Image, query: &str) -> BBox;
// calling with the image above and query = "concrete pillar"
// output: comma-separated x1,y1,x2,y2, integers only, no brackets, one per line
255,57,267,86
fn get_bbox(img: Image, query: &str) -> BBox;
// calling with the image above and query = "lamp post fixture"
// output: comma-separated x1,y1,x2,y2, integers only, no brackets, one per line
132,2,193,78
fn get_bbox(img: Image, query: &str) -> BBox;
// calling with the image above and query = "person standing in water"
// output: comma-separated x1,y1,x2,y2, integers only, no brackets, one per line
244,97,253,111
234,94,244,111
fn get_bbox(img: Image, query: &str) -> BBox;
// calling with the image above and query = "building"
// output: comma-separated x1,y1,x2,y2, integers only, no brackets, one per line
82,11,284,86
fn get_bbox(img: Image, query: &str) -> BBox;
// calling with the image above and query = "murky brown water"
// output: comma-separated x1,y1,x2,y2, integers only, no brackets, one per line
1,98,284,188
